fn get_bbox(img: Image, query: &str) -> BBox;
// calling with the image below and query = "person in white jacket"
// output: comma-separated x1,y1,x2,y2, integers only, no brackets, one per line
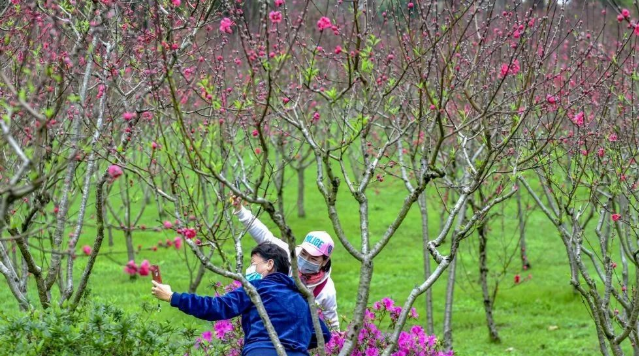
231,196,340,330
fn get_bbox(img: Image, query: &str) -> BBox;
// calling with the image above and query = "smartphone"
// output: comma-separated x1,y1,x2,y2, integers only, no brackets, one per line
150,265,162,283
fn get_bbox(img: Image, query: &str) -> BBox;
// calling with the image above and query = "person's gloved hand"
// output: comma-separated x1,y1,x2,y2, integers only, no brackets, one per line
151,280,173,302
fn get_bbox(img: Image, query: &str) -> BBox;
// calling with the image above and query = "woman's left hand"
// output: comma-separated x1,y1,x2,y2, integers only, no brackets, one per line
151,280,173,302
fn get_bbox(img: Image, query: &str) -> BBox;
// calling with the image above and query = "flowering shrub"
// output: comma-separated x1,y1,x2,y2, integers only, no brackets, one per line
319,297,451,356
193,283,450,356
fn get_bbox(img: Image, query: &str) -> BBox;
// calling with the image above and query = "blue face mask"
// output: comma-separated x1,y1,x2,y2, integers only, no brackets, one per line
298,255,321,275
245,264,262,281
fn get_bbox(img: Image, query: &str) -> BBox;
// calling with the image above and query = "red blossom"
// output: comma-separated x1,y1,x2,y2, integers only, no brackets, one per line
269,11,282,24
219,18,234,34
108,165,123,179
317,17,332,32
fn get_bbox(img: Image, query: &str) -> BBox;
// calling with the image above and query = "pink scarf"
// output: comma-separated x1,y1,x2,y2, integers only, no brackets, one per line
299,270,326,286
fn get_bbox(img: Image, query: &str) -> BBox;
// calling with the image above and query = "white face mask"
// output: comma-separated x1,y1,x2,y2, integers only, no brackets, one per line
245,264,263,281
298,255,321,274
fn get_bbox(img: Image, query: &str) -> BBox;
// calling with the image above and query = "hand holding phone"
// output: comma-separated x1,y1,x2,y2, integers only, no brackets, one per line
150,265,162,283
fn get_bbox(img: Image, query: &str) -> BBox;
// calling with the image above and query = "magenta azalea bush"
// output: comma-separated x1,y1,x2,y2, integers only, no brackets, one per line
193,283,451,356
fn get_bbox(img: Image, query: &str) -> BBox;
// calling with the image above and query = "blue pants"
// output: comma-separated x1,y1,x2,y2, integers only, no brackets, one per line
244,348,308,356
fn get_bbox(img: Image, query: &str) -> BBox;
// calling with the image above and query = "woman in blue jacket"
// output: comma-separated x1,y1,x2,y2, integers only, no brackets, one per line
151,243,331,356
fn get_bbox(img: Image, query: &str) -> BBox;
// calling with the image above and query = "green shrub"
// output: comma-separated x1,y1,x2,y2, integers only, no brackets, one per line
0,301,199,356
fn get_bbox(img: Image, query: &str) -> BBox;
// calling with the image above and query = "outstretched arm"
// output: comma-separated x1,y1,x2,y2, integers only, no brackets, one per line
232,196,290,252
169,287,251,321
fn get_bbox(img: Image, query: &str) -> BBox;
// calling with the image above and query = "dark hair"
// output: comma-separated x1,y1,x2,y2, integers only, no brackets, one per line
321,256,331,272
251,243,290,274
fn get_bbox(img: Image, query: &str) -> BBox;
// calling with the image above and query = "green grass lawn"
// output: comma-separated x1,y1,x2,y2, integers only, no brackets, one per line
0,172,606,355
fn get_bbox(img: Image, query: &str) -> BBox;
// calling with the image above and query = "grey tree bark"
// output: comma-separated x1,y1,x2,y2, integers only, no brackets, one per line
443,200,467,351
417,191,434,335
478,218,501,342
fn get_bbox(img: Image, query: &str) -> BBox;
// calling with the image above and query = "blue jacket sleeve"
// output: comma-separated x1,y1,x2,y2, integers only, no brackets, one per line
309,318,332,349
170,288,251,321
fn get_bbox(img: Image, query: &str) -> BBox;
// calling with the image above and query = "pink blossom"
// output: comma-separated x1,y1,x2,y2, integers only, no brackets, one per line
546,95,557,104
201,330,213,342
500,64,509,78
499,59,520,78
334,45,342,54
124,260,138,276
598,147,605,158
317,17,332,32
138,260,150,276
609,133,618,142
407,2,414,9
572,112,584,126
635,24,639,36
622,9,630,18
275,0,284,6
381,297,394,309
612,213,621,222
171,0,180,5
182,227,197,239
108,165,123,179
163,220,173,229
410,325,424,336
365,347,379,356
282,97,290,104
269,11,282,24
122,112,135,120
514,274,521,283
617,14,625,22
82,245,92,256
252,129,259,137
219,18,234,34
174,236,183,249
214,320,234,339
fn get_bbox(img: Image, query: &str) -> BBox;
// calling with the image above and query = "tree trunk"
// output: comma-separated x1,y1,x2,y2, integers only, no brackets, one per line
478,220,501,343
443,254,456,351
297,168,306,218
443,200,467,351
516,189,531,270
417,191,434,335
106,206,114,247
122,174,136,278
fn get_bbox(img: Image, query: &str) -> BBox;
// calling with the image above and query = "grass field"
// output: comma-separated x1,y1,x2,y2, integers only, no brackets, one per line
0,172,603,355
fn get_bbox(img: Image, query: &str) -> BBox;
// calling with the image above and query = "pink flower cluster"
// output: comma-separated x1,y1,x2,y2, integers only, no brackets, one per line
323,296,446,356
193,284,449,356
177,227,197,239
124,259,150,276
317,17,339,35
499,59,520,78
220,18,234,34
